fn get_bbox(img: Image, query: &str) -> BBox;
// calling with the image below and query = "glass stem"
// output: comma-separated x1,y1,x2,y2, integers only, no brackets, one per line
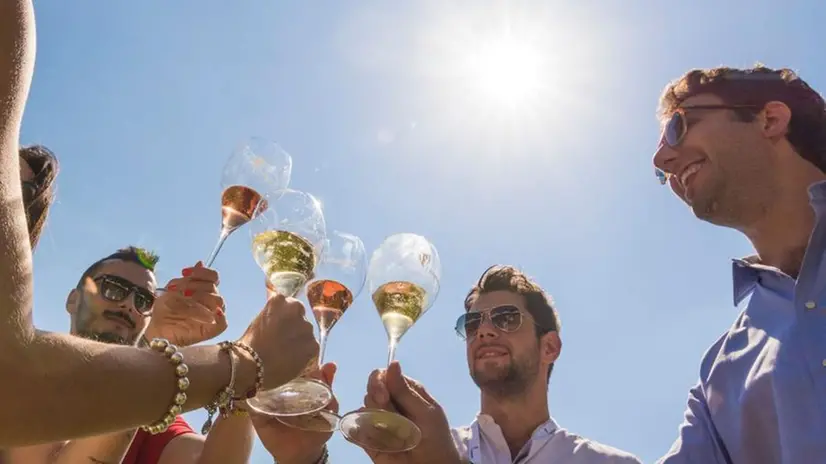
386,337,399,367
205,228,231,268
317,328,329,369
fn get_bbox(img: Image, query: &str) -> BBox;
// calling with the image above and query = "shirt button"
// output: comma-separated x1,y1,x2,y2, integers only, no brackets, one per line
806,301,817,310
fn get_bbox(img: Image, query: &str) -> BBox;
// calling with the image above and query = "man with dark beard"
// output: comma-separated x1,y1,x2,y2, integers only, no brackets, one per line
356,265,641,464
6,247,255,464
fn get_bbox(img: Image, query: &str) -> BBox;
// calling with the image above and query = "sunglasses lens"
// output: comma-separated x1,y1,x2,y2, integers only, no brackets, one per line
134,292,155,314
490,306,522,332
459,313,482,339
665,112,684,146
655,168,670,185
99,280,128,301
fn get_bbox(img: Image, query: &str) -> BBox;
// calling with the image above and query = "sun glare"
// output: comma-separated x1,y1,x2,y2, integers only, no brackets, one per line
464,37,543,108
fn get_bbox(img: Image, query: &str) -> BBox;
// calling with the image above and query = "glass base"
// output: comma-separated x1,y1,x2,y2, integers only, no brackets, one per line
339,409,421,453
277,409,340,433
246,378,332,417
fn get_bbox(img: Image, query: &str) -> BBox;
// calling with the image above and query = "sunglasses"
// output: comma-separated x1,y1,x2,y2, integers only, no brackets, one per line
21,180,39,204
455,305,528,340
93,274,156,315
654,104,761,185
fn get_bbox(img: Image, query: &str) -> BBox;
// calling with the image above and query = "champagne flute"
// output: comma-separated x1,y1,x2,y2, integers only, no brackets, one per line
338,233,441,453
246,189,331,416
276,231,367,432
205,137,293,267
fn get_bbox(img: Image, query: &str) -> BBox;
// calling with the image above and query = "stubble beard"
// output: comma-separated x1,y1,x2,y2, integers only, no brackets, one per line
471,353,540,398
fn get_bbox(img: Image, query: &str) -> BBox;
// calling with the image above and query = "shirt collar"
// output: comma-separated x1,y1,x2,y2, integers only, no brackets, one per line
474,412,558,441
808,179,826,206
730,180,826,306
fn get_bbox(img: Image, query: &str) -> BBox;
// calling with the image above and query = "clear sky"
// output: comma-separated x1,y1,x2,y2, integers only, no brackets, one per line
24,1,824,462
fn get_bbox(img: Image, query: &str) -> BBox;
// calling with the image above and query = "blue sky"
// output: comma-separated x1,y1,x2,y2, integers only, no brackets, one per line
24,1,824,462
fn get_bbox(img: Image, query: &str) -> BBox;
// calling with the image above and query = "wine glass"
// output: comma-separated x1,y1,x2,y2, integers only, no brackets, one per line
274,231,367,432
205,137,293,267
338,233,441,453
246,189,331,416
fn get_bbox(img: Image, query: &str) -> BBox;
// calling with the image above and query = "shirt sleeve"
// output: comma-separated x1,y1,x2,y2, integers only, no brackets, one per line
132,416,195,464
657,383,730,464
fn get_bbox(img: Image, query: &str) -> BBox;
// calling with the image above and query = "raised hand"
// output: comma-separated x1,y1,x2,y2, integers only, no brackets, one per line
359,362,462,464
145,261,227,347
252,362,339,463
239,292,319,391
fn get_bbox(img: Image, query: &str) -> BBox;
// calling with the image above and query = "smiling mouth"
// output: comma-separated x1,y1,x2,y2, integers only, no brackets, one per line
475,347,509,360
678,162,704,190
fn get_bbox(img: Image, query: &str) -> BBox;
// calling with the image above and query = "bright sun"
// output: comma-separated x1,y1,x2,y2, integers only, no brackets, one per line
463,37,543,108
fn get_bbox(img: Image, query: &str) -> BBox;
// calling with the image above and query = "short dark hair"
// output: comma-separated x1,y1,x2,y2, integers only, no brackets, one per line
658,65,826,172
77,246,160,289
20,145,59,248
464,265,560,382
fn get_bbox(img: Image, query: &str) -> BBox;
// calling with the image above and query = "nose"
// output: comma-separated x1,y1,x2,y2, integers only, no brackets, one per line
652,142,680,183
474,315,500,341
119,296,139,315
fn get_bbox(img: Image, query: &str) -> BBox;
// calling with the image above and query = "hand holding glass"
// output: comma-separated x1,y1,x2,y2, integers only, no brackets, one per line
246,189,330,416
275,231,367,432
338,233,441,453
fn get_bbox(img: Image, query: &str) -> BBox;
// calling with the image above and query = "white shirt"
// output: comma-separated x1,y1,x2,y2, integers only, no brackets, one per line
451,414,641,464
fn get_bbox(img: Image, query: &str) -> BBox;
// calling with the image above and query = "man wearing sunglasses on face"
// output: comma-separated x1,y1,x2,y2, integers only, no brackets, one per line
360,265,641,464
6,247,257,464
652,66,826,463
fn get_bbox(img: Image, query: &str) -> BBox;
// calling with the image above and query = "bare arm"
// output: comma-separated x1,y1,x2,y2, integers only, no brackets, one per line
44,410,253,464
156,415,254,464
0,0,263,447
47,429,137,464
0,332,262,446
191,414,255,464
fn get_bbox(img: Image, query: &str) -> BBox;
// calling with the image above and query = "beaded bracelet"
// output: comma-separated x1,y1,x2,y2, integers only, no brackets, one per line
202,342,238,434
141,338,189,435
229,341,264,400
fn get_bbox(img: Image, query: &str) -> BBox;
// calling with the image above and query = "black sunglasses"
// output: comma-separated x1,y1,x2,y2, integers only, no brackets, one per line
455,305,528,340
654,104,759,185
93,274,156,315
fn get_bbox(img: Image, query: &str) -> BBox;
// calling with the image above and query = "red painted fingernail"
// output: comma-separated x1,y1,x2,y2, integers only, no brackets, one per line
184,289,194,297
167,284,178,291
182,268,193,277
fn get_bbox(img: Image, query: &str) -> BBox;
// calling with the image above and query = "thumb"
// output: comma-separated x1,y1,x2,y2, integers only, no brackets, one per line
385,361,427,418
321,362,337,386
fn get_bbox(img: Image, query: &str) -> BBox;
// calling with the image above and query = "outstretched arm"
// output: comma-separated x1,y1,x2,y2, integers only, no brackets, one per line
0,1,261,446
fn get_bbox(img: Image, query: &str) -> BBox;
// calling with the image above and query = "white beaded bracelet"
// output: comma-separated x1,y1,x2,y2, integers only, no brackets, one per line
141,338,190,435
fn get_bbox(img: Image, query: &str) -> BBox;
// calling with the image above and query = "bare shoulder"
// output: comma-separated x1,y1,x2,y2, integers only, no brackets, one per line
556,428,642,464
156,433,205,464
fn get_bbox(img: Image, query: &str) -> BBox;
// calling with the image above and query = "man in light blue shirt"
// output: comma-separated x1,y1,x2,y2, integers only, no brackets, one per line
652,65,826,463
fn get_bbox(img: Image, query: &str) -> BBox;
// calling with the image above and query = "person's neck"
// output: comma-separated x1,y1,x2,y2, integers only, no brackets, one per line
480,381,549,459
743,168,825,278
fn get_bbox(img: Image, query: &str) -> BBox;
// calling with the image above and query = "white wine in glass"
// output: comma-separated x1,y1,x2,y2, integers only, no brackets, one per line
276,231,367,432
205,137,292,267
339,233,441,453
246,189,332,417
252,229,317,298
